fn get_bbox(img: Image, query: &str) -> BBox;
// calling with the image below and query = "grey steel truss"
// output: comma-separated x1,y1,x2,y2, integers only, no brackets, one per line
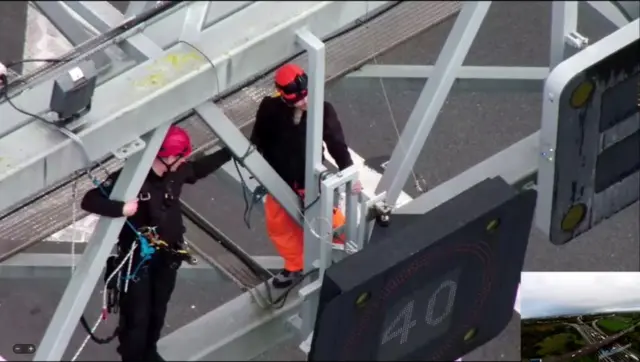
0,1,635,360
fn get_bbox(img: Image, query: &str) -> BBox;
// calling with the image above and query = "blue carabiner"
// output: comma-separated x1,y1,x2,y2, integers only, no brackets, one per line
137,234,156,259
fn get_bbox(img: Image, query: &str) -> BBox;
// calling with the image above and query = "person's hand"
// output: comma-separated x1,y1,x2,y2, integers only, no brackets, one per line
351,179,363,194
122,199,139,217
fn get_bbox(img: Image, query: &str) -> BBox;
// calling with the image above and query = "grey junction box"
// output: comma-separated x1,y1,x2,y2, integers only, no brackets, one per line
49,60,98,121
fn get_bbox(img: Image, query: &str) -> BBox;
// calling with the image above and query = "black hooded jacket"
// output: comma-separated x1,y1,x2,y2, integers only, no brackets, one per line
250,96,354,189
81,149,231,249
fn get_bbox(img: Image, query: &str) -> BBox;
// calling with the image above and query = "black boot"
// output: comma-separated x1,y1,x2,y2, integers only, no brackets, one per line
272,270,303,289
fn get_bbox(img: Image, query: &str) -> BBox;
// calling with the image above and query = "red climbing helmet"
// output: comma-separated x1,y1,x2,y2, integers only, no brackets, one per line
274,63,308,104
158,125,192,158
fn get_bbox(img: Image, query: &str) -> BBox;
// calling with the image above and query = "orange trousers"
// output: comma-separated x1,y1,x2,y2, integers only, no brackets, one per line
265,194,345,272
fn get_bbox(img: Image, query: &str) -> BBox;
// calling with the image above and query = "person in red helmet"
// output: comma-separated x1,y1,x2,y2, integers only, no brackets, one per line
251,63,362,289
81,125,230,362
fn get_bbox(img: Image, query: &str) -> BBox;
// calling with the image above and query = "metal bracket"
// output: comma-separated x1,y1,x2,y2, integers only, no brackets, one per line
299,279,323,301
565,31,589,49
299,332,314,354
112,137,146,159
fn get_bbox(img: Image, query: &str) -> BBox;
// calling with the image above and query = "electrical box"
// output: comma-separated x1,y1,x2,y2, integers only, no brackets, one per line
309,177,536,361
535,21,639,245
49,60,98,122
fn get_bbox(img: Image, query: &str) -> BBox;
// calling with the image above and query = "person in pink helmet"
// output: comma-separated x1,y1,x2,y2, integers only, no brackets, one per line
81,125,230,362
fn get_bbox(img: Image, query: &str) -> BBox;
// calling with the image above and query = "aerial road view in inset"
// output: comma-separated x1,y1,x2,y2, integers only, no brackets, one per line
521,272,640,362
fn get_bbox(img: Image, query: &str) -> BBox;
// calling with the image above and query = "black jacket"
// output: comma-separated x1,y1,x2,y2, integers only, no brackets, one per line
250,97,353,189
81,149,231,250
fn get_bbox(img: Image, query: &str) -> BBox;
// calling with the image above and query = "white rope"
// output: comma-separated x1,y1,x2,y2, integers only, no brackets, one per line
70,179,78,275
71,244,138,361
364,4,425,195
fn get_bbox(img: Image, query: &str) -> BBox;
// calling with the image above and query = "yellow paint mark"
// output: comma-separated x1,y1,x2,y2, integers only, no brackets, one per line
133,51,206,90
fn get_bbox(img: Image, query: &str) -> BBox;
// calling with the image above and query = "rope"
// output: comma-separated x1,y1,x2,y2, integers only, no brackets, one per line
70,178,79,275
72,244,138,361
363,4,427,195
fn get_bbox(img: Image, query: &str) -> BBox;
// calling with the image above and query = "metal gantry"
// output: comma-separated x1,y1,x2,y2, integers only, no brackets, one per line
0,1,635,361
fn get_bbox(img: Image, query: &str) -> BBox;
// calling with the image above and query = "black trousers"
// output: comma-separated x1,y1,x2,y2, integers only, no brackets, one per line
117,255,178,362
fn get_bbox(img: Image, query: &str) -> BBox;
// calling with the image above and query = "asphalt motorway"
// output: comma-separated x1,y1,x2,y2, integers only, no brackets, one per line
556,321,640,362
0,1,638,361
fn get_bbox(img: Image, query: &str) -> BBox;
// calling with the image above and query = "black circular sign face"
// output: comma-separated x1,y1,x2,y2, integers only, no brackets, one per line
338,245,493,361
309,181,535,362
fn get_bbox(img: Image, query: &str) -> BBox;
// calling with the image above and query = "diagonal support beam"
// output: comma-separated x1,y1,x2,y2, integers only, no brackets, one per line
396,132,539,215
34,125,171,361
197,103,303,224
375,1,492,207
64,1,160,62
33,1,97,45
180,1,211,43
586,1,633,28
124,1,158,17
32,1,111,68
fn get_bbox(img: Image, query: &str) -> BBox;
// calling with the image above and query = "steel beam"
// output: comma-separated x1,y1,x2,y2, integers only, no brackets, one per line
124,1,158,17
295,28,327,340
376,1,491,207
33,2,97,45
64,1,168,62
0,1,392,216
196,103,303,225
549,1,579,69
396,131,539,215
137,1,255,50
0,253,220,282
587,1,633,28
251,255,285,271
157,283,303,361
34,125,170,361
32,2,117,70
347,65,549,92
180,2,211,43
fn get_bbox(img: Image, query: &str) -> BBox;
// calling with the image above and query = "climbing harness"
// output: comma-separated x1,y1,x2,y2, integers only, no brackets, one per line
139,226,198,266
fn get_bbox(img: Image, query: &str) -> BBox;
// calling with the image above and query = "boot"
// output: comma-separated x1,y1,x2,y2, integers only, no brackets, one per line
148,350,165,362
272,269,303,289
